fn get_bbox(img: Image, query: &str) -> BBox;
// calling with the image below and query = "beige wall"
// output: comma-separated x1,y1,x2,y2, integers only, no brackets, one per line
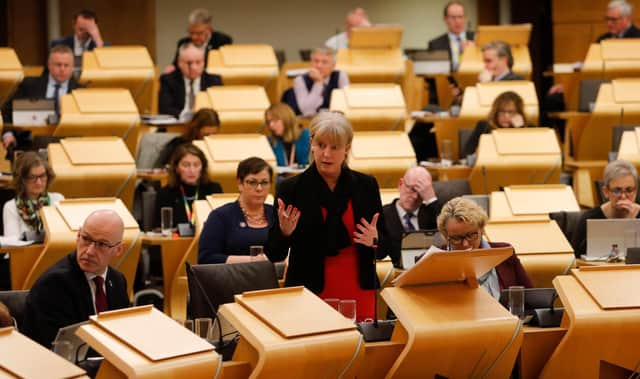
155,0,478,67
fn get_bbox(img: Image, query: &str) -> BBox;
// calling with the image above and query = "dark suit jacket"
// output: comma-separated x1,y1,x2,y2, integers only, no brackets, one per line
461,119,535,158
154,181,223,228
158,70,223,118
382,198,440,267
22,252,129,347
427,31,475,62
266,164,390,294
1,76,83,123
497,71,525,81
171,32,233,67
50,35,101,52
597,24,640,42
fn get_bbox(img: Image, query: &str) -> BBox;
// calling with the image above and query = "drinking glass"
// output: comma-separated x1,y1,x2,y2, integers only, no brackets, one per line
183,319,194,332
339,299,357,323
161,207,173,237
325,298,340,312
508,286,525,320
194,318,212,339
250,245,264,261
440,139,453,167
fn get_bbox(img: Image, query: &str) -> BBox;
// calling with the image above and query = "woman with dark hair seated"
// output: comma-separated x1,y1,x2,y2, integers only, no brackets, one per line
437,197,533,298
155,143,222,229
198,157,274,264
155,108,220,168
461,91,533,158
2,151,64,243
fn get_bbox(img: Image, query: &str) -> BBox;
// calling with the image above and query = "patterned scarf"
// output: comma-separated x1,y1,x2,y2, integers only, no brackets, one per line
15,193,50,232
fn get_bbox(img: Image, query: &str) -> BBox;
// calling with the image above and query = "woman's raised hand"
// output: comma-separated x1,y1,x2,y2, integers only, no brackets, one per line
277,198,301,237
353,213,379,248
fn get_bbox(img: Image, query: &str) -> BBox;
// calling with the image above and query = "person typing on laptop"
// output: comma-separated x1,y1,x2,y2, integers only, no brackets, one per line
22,210,130,347
572,159,640,258
382,167,439,268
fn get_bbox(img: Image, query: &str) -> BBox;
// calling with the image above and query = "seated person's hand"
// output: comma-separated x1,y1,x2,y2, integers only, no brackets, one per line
308,68,323,83
162,64,176,74
615,198,640,216
510,114,525,128
86,20,104,47
548,84,565,95
450,84,462,98
478,69,492,83
2,133,16,149
413,175,433,201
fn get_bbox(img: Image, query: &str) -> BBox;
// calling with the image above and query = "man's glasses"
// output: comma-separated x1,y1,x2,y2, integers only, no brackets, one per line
608,187,636,196
244,179,271,189
447,231,480,244
78,233,121,251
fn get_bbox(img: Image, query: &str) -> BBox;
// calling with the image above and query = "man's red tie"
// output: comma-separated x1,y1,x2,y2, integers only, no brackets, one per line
93,276,108,313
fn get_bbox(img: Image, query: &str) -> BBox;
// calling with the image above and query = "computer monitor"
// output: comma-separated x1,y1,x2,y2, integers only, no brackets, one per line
400,229,443,270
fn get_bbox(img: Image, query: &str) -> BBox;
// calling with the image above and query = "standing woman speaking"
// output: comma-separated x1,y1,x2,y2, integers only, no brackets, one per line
266,112,388,322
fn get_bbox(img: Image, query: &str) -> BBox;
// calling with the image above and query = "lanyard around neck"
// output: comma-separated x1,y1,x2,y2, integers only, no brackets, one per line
179,185,198,224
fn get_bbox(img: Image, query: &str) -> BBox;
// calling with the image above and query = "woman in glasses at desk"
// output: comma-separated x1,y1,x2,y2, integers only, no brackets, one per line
198,157,274,264
437,197,532,299
571,159,640,258
460,91,532,159
2,152,64,244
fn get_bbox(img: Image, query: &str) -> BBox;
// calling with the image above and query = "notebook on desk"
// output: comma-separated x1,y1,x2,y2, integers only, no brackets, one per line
400,229,442,270
586,218,640,259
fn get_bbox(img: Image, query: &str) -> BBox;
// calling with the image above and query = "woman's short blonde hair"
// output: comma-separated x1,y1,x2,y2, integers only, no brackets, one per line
265,103,300,143
437,197,488,236
309,111,353,147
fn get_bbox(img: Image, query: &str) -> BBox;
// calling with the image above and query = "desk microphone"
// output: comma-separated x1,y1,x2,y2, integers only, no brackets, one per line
185,262,238,360
356,237,395,342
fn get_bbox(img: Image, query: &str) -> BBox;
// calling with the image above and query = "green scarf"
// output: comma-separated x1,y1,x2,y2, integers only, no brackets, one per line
15,193,51,232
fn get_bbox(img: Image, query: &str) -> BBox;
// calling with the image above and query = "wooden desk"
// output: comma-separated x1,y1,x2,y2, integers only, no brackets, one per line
0,48,24,108
2,244,45,291
540,267,640,378
423,164,471,181
519,326,567,379
141,235,193,316
0,327,88,378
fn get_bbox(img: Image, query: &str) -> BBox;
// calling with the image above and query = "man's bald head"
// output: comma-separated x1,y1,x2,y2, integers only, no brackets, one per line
178,42,205,80
76,210,125,275
398,167,435,213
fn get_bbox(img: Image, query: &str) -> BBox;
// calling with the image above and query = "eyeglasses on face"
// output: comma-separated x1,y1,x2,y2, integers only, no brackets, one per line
78,233,121,251
25,173,47,183
608,186,636,196
447,231,480,244
244,179,271,189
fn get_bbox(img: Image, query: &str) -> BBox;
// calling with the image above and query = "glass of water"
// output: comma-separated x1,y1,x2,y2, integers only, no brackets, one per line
339,299,357,323
161,207,173,237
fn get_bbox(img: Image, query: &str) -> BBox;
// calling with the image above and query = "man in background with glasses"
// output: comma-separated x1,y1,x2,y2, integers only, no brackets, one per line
23,210,130,347
597,0,640,42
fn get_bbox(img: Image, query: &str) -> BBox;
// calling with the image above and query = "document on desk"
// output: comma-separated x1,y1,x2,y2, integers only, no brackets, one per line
0,237,34,247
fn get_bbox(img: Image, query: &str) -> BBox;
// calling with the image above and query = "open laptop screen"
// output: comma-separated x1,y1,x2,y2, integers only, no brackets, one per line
586,218,640,258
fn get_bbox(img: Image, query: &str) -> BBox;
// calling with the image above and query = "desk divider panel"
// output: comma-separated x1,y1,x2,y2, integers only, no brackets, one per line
60,137,135,165
348,25,403,49
503,185,579,215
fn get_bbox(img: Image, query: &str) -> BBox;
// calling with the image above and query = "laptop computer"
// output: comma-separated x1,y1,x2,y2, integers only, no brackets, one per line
400,229,442,270
53,321,89,363
12,98,55,126
586,218,640,259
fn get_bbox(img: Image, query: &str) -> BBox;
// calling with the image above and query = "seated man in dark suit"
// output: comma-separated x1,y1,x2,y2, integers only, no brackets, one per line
382,167,439,267
282,47,349,117
597,0,640,41
164,8,232,74
50,9,105,70
158,42,223,119
479,40,524,82
2,45,83,154
22,210,130,347
427,1,475,72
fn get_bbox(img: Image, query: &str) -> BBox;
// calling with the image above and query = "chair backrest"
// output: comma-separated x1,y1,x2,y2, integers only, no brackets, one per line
135,132,179,169
611,125,637,152
549,210,586,244
186,261,279,320
0,290,29,330
458,128,475,158
433,179,472,209
579,79,609,113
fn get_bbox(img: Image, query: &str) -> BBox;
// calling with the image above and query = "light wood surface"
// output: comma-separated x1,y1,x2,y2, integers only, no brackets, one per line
573,265,640,309
48,137,137,210
503,185,580,215
195,85,270,134
55,89,141,154
0,327,88,379
0,48,24,108
347,131,415,188
519,326,567,379
80,46,155,114
469,129,562,194
330,84,407,131
206,45,279,103
77,306,220,379
540,269,640,378
16,199,141,301
219,288,363,378
194,134,276,193
335,48,405,84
